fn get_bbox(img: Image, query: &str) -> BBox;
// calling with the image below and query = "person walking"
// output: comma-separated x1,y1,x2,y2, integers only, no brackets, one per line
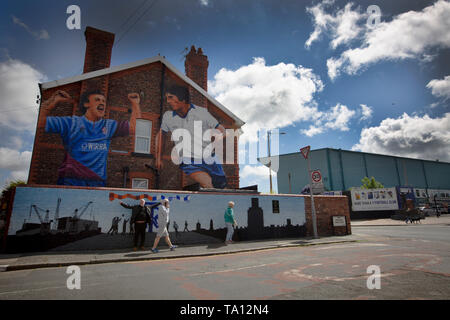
173,221,179,240
151,199,177,253
107,217,121,235
120,199,157,251
122,215,129,235
112,217,121,235
129,219,134,235
224,201,237,244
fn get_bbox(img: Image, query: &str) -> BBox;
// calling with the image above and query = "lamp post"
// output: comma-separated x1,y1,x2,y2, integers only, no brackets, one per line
267,130,286,194
301,145,318,239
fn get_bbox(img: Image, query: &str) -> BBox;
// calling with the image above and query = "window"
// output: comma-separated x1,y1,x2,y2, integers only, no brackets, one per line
135,119,152,154
132,178,148,189
272,200,280,214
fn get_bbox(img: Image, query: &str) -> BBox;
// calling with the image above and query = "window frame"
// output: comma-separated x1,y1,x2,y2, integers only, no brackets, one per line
134,119,152,154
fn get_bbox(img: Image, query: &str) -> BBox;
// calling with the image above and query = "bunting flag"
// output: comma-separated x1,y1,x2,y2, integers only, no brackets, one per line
109,192,191,203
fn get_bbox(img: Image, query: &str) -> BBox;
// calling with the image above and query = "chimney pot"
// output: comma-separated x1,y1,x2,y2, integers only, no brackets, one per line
185,45,209,93
83,27,115,74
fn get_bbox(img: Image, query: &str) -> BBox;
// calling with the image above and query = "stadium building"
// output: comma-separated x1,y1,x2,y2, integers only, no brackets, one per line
262,148,450,204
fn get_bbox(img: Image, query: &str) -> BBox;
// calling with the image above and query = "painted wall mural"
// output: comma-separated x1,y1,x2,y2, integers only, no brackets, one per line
158,83,230,189
40,90,142,187
6,187,306,253
34,68,240,190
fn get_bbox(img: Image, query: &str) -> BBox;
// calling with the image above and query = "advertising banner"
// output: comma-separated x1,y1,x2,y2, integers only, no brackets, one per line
351,187,399,211
414,188,428,199
323,191,343,196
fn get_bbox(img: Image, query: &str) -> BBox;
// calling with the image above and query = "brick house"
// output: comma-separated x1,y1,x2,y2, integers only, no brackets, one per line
28,26,244,191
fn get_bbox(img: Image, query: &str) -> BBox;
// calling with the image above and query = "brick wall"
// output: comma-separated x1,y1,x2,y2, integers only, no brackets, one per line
304,196,352,237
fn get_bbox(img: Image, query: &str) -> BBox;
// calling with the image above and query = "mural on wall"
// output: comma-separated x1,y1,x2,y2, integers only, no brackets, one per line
37,74,238,190
6,187,306,253
41,89,142,187
157,83,230,189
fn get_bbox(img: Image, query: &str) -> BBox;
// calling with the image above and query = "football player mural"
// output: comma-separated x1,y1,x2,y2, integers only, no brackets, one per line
155,84,229,189
40,90,142,187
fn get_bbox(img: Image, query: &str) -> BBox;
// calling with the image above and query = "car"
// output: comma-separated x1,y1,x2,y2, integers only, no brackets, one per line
418,205,446,216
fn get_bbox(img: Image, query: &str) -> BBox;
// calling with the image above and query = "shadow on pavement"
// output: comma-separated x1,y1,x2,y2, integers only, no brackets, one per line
124,252,153,258
288,240,309,245
206,242,227,249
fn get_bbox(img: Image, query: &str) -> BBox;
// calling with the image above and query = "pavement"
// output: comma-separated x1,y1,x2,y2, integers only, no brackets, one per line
351,214,450,226
1,215,448,273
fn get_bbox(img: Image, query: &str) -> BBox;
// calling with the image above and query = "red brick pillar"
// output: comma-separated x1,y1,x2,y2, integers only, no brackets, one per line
185,46,209,107
304,196,352,237
83,27,115,74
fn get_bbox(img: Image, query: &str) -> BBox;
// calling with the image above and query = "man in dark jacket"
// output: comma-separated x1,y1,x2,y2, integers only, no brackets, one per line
120,199,160,251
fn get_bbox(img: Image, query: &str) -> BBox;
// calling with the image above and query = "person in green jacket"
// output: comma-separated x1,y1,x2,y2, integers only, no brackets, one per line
224,201,237,244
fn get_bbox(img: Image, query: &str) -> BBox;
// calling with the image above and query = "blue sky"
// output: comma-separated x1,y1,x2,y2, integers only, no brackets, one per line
0,0,449,193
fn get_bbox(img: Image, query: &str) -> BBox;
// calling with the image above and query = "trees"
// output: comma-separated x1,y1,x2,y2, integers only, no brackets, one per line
361,176,384,189
1,179,26,199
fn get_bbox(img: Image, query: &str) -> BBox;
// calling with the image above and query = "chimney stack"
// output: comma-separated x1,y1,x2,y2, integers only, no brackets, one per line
185,46,209,107
83,27,115,74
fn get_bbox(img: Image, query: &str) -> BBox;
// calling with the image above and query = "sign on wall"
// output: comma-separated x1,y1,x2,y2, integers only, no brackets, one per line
414,188,428,199
351,187,399,211
332,216,346,227
323,191,343,196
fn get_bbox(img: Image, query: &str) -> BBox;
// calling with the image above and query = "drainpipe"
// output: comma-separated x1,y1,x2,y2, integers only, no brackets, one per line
122,167,129,188
155,63,166,189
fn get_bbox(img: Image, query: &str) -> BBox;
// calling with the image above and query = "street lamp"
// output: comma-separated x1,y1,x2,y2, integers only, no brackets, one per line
267,130,286,194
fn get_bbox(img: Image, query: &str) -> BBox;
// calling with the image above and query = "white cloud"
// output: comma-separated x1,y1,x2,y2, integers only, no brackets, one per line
323,103,356,131
199,0,209,6
240,165,272,179
360,104,373,121
427,75,450,100
0,59,45,132
301,103,356,137
328,0,450,79
0,147,32,186
0,148,32,172
239,164,276,192
302,125,324,137
0,58,44,188
209,57,324,143
12,15,50,40
326,57,343,80
352,113,450,162
305,1,365,49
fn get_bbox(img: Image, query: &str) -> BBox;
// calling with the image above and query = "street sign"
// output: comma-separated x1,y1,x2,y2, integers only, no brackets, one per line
300,146,310,159
310,169,325,194
311,170,322,183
